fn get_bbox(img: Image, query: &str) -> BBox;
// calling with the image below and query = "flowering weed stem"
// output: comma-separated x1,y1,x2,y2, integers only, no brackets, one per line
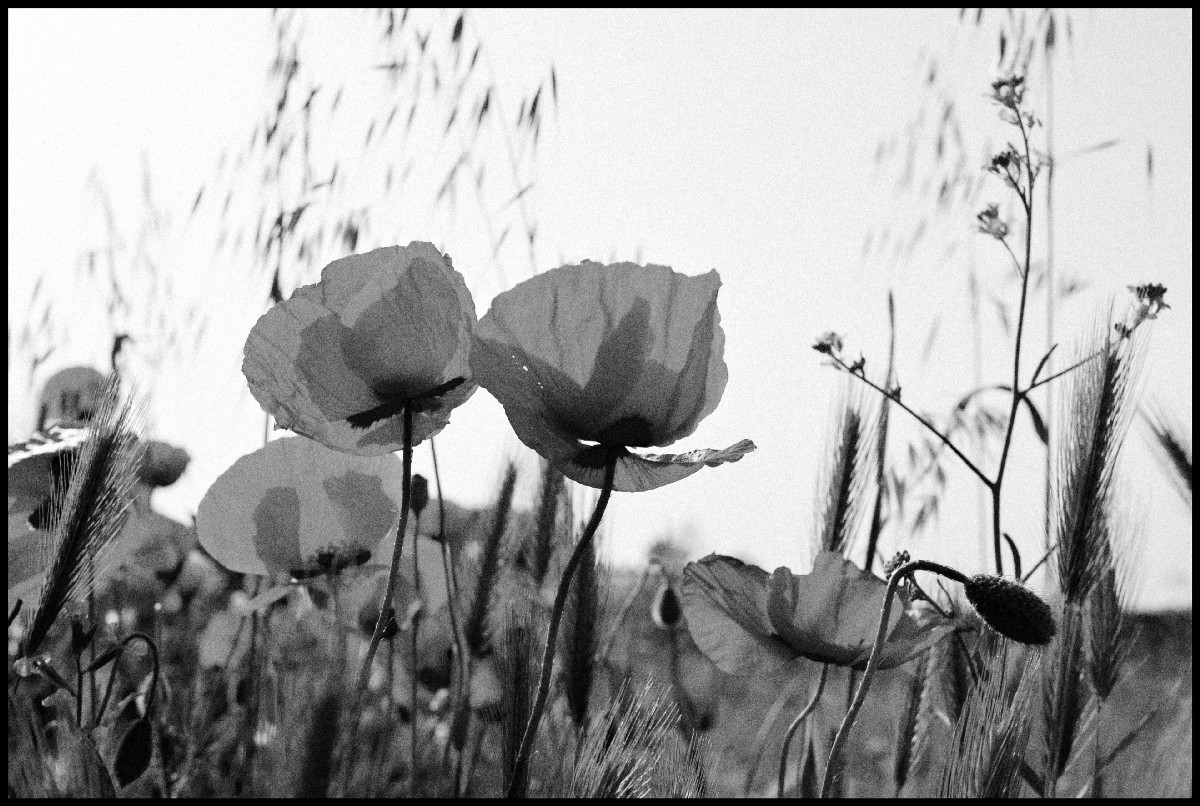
506,452,617,798
829,354,991,488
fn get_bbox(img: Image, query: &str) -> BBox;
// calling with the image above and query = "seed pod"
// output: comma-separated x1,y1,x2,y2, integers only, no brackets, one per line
964,574,1056,646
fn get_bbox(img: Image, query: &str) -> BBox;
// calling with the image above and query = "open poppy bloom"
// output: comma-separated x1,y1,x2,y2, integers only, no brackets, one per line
470,261,754,491
243,242,477,456
197,436,407,578
681,552,953,675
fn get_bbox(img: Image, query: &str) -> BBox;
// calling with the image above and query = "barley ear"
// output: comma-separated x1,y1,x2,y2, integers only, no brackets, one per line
24,378,143,657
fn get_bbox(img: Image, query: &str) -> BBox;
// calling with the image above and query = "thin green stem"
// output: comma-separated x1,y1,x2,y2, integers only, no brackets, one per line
821,560,966,798
357,404,413,691
777,664,829,797
505,454,617,798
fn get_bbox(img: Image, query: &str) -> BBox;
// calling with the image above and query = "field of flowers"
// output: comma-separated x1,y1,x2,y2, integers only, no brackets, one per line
7,11,1192,799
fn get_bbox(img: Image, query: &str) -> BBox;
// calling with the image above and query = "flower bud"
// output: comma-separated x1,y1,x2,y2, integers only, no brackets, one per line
410,473,430,517
964,574,1056,646
651,581,683,630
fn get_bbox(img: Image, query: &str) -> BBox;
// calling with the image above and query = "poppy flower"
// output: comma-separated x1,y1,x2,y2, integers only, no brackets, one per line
680,552,953,675
470,261,754,491
243,242,477,456
197,436,407,578
37,366,107,429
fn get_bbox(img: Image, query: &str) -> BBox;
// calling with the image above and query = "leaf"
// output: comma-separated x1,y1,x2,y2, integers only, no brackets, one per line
1020,396,1049,445
114,718,153,787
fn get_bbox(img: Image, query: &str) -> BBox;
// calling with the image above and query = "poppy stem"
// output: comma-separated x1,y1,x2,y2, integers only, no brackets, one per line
820,560,965,798
506,454,617,798
357,404,414,692
777,663,829,797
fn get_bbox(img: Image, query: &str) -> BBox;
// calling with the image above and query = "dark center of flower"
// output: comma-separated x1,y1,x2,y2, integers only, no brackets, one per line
595,415,656,447
346,377,467,428
575,443,630,468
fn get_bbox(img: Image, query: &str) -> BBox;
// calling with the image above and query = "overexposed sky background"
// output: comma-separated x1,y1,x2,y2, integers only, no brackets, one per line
8,9,1192,609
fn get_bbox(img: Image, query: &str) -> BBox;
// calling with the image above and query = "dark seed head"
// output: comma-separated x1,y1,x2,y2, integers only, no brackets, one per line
964,574,1056,646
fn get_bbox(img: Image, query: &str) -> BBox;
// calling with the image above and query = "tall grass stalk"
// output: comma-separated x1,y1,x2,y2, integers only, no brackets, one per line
561,527,602,729
532,459,566,585
1040,604,1086,797
498,607,541,798
22,377,143,659
1053,315,1144,606
463,462,518,657
561,680,680,797
938,644,1038,797
813,381,876,559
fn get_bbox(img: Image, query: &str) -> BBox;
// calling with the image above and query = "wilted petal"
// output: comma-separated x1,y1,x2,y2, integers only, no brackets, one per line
198,437,405,577
243,243,477,455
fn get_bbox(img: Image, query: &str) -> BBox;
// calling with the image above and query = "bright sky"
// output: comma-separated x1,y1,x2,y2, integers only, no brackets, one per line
7,9,1192,609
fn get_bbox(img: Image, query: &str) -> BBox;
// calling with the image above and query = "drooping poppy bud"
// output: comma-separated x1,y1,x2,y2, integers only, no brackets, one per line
964,574,1056,646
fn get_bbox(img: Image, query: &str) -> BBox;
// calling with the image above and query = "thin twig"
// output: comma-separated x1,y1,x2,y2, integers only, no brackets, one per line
830,354,992,488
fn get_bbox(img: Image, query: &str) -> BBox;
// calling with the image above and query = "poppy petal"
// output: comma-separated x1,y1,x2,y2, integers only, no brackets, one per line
618,439,757,492
472,261,727,449
197,437,405,577
680,554,795,676
243,243,477,455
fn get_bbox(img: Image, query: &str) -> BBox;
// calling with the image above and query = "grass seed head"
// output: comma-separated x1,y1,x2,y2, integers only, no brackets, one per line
964,574,1056,646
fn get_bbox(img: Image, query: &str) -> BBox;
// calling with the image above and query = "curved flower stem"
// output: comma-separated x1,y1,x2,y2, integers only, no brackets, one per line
410,509,423,794
429,440,472,798
777,663,829,798
821,560,966,798
357,403,414,692
505,454,617,798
